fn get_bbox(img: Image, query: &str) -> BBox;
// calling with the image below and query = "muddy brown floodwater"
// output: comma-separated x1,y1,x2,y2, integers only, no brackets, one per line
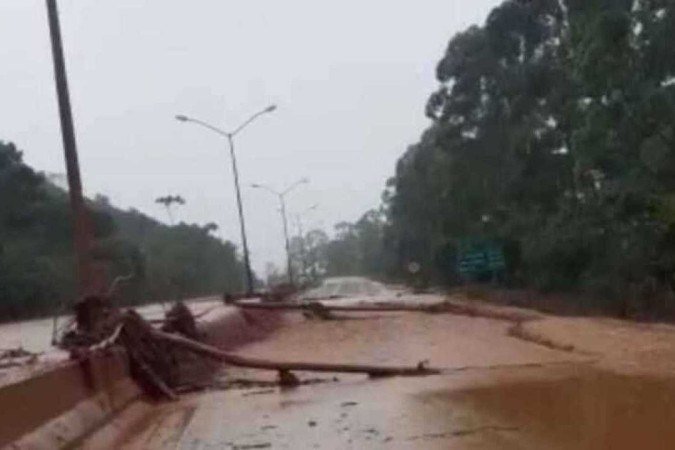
445,366,675,450
105,303,675,449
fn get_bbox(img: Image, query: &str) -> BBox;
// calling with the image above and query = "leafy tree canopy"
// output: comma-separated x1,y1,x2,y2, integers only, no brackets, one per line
0,141,246,320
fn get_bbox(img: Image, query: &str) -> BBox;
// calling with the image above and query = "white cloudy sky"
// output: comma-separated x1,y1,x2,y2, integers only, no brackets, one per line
0,0,500,274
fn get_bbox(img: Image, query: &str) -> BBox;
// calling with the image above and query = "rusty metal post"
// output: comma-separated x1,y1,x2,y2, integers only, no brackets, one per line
46,0,95,295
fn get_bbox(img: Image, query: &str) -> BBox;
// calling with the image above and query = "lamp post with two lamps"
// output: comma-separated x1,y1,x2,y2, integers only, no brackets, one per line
250,178,309,286
175,105,276,295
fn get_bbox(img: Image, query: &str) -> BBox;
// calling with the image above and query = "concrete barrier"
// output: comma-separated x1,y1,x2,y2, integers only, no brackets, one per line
199,306,289,350
0,349,140,449
1,305,287,449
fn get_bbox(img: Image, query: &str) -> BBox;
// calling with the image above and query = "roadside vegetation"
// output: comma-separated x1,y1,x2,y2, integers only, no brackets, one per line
294,0,675,317
0,141,246,321
4,0,675,320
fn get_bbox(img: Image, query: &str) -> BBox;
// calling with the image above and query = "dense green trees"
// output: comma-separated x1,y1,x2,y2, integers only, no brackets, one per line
0,141,245,320
1,142,79,318
385,0,675,312
323,209,388,278
288,209,388,284
4,0,675,318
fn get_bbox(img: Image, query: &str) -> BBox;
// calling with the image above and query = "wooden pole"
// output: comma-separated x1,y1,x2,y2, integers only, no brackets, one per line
46,0,96,295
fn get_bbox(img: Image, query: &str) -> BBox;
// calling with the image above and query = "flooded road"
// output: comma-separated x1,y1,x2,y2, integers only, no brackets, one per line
107,300,675,450
447,366,675,450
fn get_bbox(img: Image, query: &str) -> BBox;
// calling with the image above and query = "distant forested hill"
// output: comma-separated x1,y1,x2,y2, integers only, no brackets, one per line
0,140,245,321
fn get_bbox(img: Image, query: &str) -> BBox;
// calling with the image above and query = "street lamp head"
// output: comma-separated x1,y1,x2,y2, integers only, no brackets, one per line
250,183,261,189
264,105,277,113
175,115,189,122
300,177,310,184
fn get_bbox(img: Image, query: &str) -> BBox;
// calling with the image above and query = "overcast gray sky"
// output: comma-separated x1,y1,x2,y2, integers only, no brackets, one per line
0,0,500,275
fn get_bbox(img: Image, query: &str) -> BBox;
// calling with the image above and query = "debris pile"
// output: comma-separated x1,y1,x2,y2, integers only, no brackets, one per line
0,347,39,370
55,295,440,400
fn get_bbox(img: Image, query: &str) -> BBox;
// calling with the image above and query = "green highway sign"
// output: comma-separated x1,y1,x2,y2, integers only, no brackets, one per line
457,239,506,277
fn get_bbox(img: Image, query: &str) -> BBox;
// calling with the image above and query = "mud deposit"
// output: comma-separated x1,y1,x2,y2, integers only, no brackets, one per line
432,366,675,449
100,307,675,449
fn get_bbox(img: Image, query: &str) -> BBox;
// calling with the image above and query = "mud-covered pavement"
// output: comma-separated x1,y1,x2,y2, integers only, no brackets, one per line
109,295,675,450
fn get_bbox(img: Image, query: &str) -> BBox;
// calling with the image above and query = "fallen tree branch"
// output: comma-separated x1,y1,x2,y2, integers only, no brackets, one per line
232,300,539,322
150,327,440,377
232,300,434,313
118,310,180,399
66,305,438,401
127,350,178,400
0,348,40,370
89,323,124,351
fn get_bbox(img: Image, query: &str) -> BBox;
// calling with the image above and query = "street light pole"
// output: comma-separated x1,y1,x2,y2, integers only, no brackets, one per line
176,105,276,295
279,195,292,286
251,179,309,286
226,134,254,295
295,204,318,282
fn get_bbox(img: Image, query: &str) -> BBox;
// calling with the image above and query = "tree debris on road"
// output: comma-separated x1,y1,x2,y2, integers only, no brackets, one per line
57,296,440,400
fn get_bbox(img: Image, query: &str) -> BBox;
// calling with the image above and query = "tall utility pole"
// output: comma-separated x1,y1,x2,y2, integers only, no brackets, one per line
176,105,276,295
251,178,309,286
46,0,95,296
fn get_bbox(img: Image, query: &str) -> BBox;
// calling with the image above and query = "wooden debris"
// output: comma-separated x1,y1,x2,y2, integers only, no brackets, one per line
0,347,39,369
301,302,335,320
118,310,180,399
231,299,513,319
59,295,440,401
162,301,200,339
232,300,434,313
277,369,300,387
149,327,440,377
